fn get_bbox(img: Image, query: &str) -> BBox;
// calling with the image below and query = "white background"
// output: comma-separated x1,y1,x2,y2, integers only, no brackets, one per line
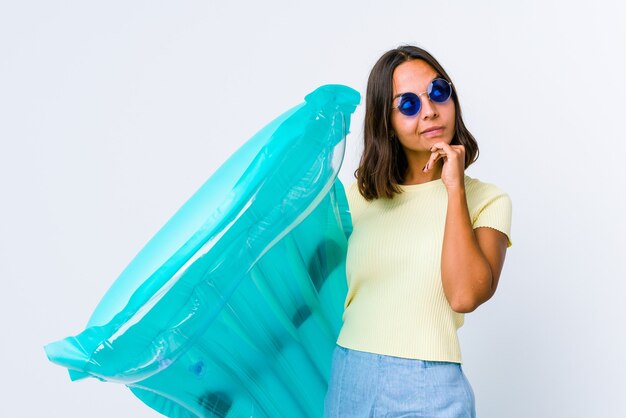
1,1,625,417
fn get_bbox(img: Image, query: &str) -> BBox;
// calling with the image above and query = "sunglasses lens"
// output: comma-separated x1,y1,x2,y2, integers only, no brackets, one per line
398,93,420,116
429,79,452,103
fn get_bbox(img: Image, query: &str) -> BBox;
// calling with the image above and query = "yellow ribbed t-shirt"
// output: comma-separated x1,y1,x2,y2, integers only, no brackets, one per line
336,175,512,363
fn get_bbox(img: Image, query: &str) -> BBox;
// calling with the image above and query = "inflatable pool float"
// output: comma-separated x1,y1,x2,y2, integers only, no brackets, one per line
45,84,360,417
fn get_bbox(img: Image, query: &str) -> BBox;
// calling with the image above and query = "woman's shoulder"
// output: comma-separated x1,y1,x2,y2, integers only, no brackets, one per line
464,175,513,246
344,180,370,218
464,175,510,200
463,175,512,216
345,180,364,205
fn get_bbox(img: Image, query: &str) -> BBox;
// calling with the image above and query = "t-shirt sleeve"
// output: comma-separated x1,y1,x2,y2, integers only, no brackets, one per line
473,192,513,247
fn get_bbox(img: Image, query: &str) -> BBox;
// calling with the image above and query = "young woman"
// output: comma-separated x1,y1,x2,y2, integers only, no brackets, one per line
324,45,512,417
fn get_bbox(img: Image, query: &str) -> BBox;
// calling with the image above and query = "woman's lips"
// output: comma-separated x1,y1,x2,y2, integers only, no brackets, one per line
421,126,444,137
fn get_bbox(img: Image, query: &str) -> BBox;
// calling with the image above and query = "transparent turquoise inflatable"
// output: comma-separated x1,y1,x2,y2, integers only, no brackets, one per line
45,85,360,417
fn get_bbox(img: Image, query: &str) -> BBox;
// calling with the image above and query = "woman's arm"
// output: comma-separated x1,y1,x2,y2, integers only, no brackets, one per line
441,187,508,313
424,142,509,313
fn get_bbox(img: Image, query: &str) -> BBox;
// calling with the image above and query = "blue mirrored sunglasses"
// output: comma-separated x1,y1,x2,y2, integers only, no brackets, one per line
394,78,453,116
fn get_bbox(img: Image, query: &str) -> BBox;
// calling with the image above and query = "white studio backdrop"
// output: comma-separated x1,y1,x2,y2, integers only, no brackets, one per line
1,1,625,417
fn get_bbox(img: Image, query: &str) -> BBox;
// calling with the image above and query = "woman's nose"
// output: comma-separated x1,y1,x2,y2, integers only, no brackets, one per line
420,96,438,119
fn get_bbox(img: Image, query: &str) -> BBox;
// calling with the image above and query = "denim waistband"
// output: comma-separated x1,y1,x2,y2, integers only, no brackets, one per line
335,344,462,369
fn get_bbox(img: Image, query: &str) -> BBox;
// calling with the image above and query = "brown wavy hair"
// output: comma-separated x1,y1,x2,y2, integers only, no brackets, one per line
356,45,479,200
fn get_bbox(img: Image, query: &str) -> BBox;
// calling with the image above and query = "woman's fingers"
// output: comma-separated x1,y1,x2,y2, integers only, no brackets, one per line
424,143,467,189
431,142,463,155
423,143,465,172
423,151,444,172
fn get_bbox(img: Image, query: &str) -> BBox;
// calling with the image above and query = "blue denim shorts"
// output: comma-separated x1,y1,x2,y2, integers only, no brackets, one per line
323,345,476,418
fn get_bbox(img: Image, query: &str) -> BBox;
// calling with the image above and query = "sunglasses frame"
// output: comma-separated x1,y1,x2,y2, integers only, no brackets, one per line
393,78,453,117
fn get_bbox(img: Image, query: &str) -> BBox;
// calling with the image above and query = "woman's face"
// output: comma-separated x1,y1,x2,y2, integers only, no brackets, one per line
390,59,456,155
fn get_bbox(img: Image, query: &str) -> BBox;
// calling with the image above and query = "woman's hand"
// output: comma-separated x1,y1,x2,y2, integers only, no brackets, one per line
423,142,466,190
